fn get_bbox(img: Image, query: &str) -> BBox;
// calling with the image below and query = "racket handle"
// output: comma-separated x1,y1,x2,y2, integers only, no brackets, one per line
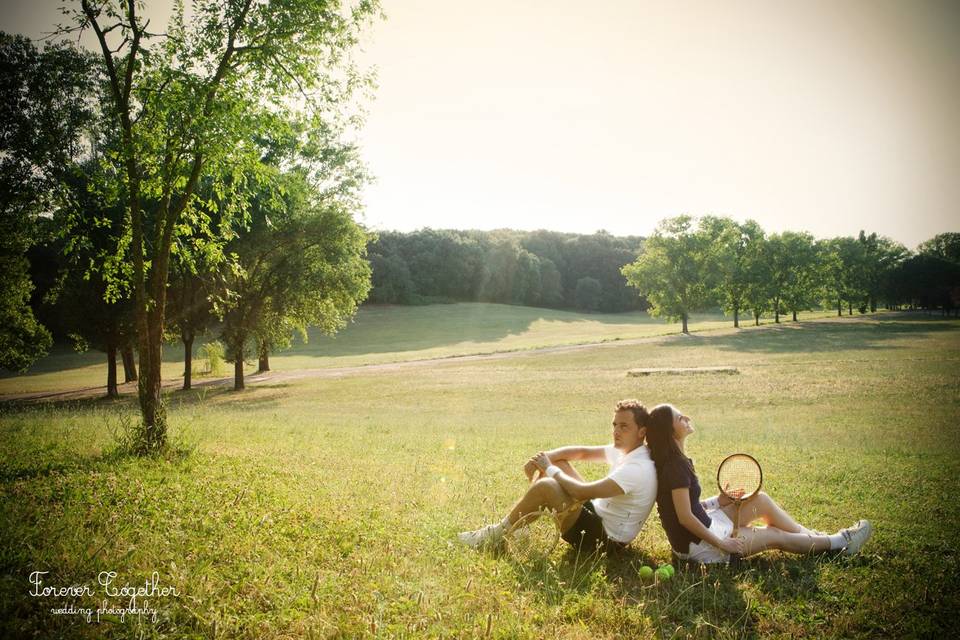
729,500,742,567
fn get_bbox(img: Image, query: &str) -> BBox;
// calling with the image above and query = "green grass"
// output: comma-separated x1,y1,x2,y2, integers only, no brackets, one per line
0,303,843,395
1,311,958,638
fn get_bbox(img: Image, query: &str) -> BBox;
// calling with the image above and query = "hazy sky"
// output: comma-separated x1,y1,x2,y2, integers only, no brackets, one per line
4,0,958,248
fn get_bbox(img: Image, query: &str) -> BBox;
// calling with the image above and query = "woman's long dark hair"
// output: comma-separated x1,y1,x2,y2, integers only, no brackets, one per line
646,404,692,473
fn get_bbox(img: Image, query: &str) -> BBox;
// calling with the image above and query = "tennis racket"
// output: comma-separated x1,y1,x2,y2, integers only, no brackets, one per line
504,508,561,562
717,453,763,566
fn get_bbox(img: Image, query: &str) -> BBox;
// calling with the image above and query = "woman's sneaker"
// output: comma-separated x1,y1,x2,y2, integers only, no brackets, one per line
840,520,873,556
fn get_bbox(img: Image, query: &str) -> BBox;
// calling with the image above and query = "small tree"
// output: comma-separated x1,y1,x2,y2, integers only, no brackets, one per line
743,235,773,326
54,163,135,397
770,231,819,322
622,216,712,333
218,171,371,391
702,216,763,328
816,239,846,316
166,251,217,391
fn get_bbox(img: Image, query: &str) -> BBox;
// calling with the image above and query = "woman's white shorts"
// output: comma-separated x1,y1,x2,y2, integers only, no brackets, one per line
675,507,735,564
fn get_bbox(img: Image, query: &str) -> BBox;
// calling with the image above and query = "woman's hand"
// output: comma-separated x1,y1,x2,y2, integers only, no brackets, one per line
718,536,744,555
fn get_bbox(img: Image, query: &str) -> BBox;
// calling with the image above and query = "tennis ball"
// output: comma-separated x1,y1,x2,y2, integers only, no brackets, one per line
661,564,675,577
655,566,672,581
638,565,654,581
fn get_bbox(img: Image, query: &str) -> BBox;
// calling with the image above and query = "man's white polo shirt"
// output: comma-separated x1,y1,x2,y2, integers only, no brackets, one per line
592,444,658,543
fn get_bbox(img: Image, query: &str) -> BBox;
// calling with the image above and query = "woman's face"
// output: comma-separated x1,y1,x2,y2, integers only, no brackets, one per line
672,407,694,441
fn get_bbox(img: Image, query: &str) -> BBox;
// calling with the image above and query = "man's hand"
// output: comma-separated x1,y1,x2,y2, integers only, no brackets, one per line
523,458,540,482
532,451,552,472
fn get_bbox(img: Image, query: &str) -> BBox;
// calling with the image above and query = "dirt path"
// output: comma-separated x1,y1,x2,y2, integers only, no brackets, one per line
0,313,901,404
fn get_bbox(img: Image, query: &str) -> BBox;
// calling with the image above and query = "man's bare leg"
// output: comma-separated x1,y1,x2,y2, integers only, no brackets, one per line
507,477,581,528
458,461,584,549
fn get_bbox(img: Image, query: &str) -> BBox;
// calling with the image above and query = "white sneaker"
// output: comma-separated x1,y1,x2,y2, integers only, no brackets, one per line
457,523,504,550
840,520,873,556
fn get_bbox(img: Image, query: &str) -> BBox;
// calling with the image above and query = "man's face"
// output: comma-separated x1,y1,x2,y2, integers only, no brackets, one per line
612,409,645,452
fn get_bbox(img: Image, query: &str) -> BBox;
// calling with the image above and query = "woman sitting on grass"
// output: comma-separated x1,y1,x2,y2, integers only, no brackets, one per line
645,403,872,564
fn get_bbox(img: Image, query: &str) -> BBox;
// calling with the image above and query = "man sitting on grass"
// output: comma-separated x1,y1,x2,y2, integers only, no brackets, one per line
458,399,658,554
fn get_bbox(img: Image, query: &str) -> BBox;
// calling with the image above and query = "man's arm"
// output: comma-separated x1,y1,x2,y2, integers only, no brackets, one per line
524,446,607,480
552,473,624,502
531,451,624,501
544,445,607,463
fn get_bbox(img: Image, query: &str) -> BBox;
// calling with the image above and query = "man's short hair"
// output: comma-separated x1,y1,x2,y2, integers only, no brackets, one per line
615,399,649,428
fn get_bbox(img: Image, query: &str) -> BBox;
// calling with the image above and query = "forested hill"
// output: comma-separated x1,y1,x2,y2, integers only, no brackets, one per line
367,229,646,313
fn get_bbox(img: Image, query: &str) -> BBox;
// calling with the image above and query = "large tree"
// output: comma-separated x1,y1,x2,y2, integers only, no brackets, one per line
622,216,712,333
68,0,379,452
0,33,93,371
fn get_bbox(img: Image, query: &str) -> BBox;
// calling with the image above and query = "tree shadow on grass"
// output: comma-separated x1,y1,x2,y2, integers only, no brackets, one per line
659,319,958,355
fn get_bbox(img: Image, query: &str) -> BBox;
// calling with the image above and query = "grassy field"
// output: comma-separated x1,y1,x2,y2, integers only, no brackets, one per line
1,308,958,638
0,303,842,395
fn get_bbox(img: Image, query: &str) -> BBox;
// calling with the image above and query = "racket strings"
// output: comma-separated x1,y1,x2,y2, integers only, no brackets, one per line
507,511,559,561
718,455,762,498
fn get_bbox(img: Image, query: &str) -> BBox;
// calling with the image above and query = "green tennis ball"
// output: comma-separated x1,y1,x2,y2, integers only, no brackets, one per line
662,564,675,577
655,566,672,581
638,565,654,580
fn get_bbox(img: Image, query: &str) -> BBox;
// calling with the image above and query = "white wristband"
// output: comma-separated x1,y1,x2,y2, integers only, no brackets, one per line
545,465,562,478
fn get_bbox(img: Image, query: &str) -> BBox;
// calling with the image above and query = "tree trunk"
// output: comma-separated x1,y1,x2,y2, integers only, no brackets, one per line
137,308,167,454
837,298,842,317
870,297,877,313
754,311,760,326
792,310,797,322
121,344,137,382
234,357,245,391
733,306,739,329
106,345,119,398
182,332,194,391
257,339,269,373
681,313,689,334
848,302,852,315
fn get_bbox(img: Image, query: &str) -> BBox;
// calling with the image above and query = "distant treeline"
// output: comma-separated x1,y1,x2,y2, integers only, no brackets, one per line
367,229,646,312
366,224,960,324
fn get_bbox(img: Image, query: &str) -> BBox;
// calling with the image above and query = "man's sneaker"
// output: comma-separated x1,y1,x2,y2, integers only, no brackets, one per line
840,519,873,556
457,523,504,551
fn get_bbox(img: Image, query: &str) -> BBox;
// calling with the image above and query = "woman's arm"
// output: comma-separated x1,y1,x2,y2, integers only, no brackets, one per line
672,488,743,554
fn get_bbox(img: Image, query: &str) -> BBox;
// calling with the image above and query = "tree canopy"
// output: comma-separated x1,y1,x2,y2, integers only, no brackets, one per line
0,33,94,371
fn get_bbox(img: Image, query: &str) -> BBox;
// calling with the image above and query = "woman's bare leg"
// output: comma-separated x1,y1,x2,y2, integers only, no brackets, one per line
738,526,832,557
721,491,809,533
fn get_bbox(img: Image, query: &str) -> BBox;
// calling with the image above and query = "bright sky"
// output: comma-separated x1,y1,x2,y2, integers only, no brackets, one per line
4,0,959,248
